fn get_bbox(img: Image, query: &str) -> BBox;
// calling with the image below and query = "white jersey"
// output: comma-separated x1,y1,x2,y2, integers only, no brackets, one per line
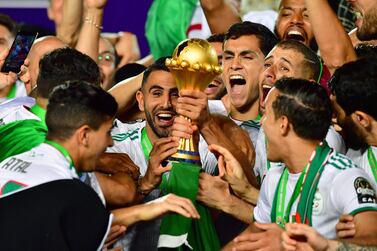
0,80,28,104
0,97,37,125
254,126,346,183
254,151,377,239
347,146,377,184
108,119,218,176
0,143,79,197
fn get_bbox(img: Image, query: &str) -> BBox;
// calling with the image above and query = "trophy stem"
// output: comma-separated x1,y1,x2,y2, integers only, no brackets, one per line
169,116,201,165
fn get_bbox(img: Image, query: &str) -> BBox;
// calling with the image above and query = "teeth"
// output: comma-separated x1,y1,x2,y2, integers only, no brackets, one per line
263,85,272,90
288,30,303,36
157,113,172,118
230,75,244,80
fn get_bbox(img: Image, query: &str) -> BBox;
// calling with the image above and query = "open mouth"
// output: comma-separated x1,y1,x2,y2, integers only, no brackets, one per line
262,85,272,102
155,111,176,126
229,75,246,87
285,30,306,43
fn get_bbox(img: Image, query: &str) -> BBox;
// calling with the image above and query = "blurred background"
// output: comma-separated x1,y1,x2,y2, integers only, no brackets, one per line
0,0,280,57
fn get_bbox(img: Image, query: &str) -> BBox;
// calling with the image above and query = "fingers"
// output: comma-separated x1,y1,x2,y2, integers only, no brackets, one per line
179,89,207,100
165,194,200,219
105,225,126,247
336,214,355,238
218,155,226,177
282,231,297,251
171,117,193,139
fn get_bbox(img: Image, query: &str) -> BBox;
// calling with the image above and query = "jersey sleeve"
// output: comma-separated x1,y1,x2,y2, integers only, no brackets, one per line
330,168,377,216
253,170,275,223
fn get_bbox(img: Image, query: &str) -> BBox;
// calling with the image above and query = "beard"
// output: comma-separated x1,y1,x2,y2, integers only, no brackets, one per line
357,10,377,41
145,110,172,138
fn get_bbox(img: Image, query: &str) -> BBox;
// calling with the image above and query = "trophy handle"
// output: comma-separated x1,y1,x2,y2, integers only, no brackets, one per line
169,115,201,165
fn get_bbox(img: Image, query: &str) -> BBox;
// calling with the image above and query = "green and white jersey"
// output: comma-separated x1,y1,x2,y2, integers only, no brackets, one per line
0,97,38,125
254,151,377,239
347,146,377,184
254,126,346,184
0,143,79,197
109,119,218,176
0,80,28,104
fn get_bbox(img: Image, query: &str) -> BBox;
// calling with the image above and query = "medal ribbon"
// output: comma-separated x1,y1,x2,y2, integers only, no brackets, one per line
367,147,377,183
44,140,78,176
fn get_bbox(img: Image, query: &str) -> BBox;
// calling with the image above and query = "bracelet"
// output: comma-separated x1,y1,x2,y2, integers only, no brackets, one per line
84,17,103,30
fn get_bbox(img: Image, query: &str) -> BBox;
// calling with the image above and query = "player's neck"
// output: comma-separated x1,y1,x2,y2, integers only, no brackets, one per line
366,120,377,147
283,138,320,174
0,85,12,98
228,100,259,121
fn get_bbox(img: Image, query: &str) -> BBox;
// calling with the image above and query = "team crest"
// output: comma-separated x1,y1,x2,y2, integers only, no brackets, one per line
354,177,377,204
312,189,324,215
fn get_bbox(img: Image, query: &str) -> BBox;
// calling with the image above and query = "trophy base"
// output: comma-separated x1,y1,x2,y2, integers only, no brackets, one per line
168,149,201,166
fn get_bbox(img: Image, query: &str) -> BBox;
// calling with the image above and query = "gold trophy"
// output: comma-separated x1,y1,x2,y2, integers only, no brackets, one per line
165,38,222,165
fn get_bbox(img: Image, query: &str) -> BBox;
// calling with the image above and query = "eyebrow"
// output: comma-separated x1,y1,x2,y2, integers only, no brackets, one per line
148,85,164,92
224,50,259,57
99,50,114,55
281,6,307,11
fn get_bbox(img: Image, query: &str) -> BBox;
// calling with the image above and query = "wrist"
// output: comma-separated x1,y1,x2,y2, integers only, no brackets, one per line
137,176,155,196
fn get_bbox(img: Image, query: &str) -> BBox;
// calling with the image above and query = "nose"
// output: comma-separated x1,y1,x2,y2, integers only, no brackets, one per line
230,55,242,70
264,64,276,83
161,93,172,108
290,12,304,25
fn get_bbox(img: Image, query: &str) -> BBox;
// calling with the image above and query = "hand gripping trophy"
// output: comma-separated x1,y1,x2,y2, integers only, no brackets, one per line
165,38,222,165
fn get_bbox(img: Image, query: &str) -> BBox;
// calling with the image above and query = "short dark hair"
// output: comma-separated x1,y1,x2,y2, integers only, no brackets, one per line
273,78,332,141
0,14,17,38
141,56,170,90
276,40,322,82
224,21,278,56
329,57,377,120
37,47,101,98
46,81,118,140
207,33,225,43
355,43,377,59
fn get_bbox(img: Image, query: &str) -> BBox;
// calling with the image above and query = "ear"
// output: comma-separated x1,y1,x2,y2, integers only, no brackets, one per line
279,116,290,136
136,90,145,112
351,111,371,130
76,125,91,148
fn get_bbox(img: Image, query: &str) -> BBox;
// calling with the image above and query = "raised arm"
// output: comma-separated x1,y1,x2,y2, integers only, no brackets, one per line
108,72,144,118
75,0,107,61
200,0,241,34
54,0,83,47
305,0,356,73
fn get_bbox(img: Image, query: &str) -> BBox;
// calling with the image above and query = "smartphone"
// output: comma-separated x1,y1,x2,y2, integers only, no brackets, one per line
1,31,38,73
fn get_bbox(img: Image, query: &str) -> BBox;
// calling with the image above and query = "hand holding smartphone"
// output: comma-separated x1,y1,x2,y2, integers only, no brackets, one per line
1,31,38,73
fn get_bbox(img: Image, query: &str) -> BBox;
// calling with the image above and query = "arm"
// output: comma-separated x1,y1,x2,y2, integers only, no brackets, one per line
108,72,144,117
95,172,142,208
209,144,259,205
200,0,241,34
305,0,356,74
75,0,107,61
111,193,199,227
175,89,257,187
55,0,83,47
344,211,377,246
197,172,255,224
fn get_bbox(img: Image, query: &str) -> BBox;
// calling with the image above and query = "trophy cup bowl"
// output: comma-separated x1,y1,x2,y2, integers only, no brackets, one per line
165,38,222,165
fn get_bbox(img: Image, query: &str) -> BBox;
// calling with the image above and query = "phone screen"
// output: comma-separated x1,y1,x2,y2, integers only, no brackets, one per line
1,32,37,73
